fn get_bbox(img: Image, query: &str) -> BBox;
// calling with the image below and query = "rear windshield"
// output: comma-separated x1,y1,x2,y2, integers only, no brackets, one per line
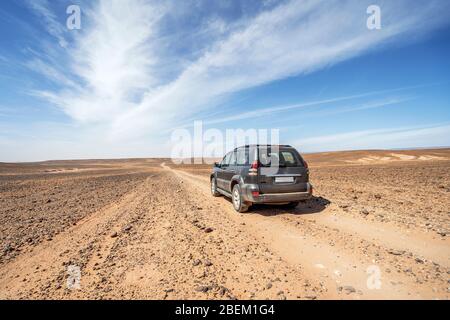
258,148,304,167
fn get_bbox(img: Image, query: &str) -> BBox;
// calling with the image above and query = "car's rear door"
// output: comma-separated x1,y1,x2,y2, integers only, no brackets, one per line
258,147,309,194
217,152,231,190
223,151,237,192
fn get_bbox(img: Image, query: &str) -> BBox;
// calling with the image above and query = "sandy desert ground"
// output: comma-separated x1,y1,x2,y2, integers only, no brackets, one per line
0,149,449,300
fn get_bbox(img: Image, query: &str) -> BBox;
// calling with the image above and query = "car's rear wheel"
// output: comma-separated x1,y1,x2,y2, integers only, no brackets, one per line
211,178,220,197
232,184,249,213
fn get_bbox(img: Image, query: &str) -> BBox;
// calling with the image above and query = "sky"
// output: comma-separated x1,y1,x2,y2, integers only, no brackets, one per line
0,0,449,162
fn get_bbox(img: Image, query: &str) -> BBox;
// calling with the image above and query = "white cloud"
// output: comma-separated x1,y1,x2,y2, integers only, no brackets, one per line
26,0,68,47
200,87,418,125
110,0,450,138
33,0,167,124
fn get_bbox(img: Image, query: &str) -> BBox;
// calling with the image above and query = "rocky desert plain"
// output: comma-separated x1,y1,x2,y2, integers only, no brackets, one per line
0,149,449,300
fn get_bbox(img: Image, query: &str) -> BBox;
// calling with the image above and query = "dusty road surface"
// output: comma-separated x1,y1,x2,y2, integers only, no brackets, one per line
0,149,449,299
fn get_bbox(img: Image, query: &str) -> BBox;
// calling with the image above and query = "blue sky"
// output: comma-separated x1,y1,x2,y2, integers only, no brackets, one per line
0,0,450,161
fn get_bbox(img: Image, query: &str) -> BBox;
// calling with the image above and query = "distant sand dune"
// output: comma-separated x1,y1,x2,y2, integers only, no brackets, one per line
345,153,448,164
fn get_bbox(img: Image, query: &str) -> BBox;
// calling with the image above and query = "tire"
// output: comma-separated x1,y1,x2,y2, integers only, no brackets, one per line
232,184,249,213
211,178,220,197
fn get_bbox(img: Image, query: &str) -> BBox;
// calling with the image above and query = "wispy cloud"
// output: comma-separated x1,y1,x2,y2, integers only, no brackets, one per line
33,0,167,123
27,0,450,138
25,0,68,47
200,87,419,126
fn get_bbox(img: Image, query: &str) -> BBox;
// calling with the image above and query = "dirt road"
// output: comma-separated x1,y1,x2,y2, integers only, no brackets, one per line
0,151,449,299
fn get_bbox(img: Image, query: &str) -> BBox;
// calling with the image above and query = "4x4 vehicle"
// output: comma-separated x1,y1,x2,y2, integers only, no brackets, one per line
210,145,313,212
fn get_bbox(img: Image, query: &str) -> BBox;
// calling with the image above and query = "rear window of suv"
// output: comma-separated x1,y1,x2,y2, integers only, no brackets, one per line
258,148,304,167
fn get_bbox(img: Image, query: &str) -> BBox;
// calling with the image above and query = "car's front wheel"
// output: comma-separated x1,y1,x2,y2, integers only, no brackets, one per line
232,184,249,213
211,178,220,197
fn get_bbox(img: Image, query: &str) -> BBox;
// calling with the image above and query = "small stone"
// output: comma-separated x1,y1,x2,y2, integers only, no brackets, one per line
266,282,273,289
342,286,356,294
415,257,425,264
3,244,14,253
193,259,201,266
195,285,210,293
204,227,214,233
388,249,405,256
110,232,118,238
123,225,132,232
204,259,213,266
360,209,370,215
218,286,229,296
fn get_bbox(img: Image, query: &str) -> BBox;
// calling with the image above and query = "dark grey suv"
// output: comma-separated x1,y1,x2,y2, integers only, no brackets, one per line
210,145,313,212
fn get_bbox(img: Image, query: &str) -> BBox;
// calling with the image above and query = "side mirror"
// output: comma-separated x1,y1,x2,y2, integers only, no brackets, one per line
214,162,220,168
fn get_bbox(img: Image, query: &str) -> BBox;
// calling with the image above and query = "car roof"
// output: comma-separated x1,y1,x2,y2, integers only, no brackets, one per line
233,144,293,150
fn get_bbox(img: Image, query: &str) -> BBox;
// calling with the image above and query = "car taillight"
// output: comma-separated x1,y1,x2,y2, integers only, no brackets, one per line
303,160,309,169
250,160,260,169
249,160,259,176
252,191,260,197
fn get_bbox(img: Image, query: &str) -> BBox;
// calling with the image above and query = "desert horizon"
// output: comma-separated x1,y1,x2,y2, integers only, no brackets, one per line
2,146,450,164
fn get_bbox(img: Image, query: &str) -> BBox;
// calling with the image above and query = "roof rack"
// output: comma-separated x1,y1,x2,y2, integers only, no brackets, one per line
234,144,292,150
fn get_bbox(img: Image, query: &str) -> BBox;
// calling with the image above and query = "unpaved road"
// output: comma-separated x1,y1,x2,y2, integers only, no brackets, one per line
0,151,449,299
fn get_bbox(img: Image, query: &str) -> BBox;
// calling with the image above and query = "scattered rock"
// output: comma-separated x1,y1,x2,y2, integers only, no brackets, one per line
266,282,273,289
218,286,229,296
3,244,14,253
204,259,213,267
360,209,370,216
123,225,132,232
204,227,214,233
387,249,405,256
110,232,118,238
415,257,425,264
437,230,448,237
339,285,356,294
195,285,211,293
193,259,201,266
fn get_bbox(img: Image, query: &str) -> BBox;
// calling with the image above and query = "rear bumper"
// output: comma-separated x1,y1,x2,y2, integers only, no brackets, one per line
242,183,313,203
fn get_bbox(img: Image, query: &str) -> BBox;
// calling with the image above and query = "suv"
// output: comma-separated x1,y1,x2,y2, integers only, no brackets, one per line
210,145,313,212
